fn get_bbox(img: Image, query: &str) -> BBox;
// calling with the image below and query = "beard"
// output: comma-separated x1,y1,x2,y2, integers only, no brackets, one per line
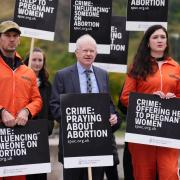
6,46,16,52
1,46,16,57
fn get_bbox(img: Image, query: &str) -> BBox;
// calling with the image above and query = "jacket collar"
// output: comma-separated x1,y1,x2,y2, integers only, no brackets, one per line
70,64,105,93
0,50,23,70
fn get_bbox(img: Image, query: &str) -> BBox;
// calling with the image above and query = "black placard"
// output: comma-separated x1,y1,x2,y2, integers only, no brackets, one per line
125,92,180,149
69,0,112,54
60,93,113,168
0,119,50,176
14,0,58,40
126,0,168,31
95,16,129,73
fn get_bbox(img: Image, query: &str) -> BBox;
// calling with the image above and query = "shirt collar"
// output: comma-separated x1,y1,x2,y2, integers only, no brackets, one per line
77,62,93,74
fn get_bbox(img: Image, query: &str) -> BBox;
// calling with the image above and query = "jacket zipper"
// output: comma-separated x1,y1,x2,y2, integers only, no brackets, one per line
157,61,167,91
12,70,15,109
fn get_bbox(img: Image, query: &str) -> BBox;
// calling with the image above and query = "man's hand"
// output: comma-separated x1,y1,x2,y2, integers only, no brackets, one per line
15,109,29,126
109,114,118,126
2,109,16,127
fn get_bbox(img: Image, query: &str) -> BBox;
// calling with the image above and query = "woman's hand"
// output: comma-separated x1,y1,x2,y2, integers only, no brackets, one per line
153,91,176,99
165,92,176,99
153,91,166,99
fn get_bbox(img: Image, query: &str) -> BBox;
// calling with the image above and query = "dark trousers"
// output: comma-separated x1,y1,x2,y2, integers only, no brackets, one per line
63,167,104,180
123,142,134,180
104,165,119,180
26,173,47,180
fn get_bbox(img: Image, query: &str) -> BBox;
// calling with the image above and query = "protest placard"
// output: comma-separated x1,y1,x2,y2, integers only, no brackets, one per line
60,93,113,168
126,0,168,31
125,92,180,149
95,16,129,73
14,0,58,40
69,0,112,54
0,119,50,177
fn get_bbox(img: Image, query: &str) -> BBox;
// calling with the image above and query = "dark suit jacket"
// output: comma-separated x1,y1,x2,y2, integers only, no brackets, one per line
50,63,120,163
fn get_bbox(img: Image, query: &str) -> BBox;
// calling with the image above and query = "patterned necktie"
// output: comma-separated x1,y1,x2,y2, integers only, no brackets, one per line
84,69,92,93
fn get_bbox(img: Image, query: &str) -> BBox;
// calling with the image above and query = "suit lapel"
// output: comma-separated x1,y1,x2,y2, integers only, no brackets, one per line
93,66,104,93
70,64,81,93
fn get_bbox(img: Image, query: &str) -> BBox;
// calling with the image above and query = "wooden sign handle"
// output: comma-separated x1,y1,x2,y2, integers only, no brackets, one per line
28,38,35,67
88,167,92,180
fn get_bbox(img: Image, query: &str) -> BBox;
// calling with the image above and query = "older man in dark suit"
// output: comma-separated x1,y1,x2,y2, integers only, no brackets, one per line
50,34,120,180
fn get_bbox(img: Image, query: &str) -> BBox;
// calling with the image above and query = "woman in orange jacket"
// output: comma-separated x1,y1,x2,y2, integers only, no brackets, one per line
120,25,180,180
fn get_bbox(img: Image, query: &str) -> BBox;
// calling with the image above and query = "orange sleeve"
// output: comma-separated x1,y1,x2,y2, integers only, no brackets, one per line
25,73,42,117
175,66,180,98
120,75,137,107
176,76,180,98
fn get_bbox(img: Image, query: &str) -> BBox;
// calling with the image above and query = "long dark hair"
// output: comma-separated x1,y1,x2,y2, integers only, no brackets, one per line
24,47,49,84
129,24,169,80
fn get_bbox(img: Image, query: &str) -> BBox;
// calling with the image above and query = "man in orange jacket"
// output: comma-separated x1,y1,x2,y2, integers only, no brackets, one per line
0,20,42,180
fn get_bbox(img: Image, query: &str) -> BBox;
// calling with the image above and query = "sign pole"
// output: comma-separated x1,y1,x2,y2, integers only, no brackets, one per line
28,37,35,67
88,167,92,180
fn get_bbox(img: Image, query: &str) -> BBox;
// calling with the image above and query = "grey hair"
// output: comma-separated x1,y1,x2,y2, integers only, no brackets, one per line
75,34,97,51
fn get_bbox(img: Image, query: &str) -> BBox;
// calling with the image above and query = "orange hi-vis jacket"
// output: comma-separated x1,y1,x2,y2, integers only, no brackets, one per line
0,52,42,118
120,57,180,107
